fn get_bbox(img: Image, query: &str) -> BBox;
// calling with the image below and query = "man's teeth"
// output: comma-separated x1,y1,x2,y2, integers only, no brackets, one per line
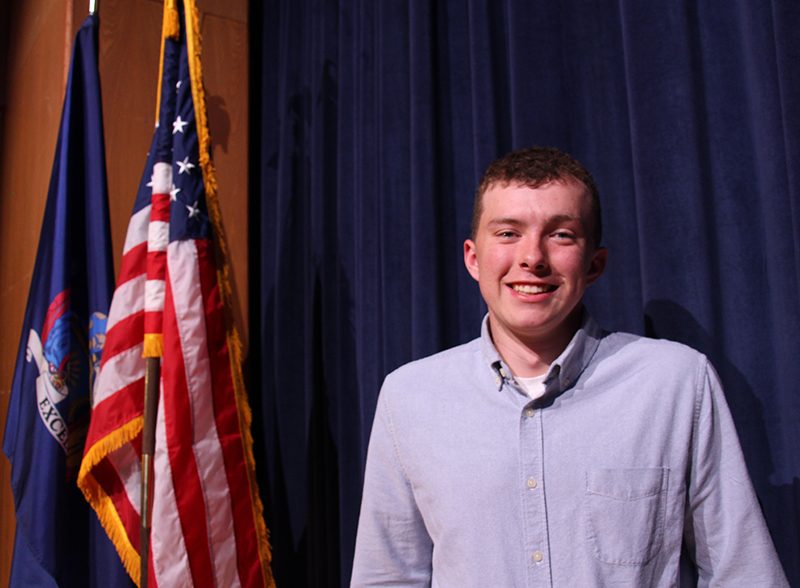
512,284,554,294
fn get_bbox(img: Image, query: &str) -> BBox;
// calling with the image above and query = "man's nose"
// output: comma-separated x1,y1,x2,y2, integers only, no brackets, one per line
518,237,548,270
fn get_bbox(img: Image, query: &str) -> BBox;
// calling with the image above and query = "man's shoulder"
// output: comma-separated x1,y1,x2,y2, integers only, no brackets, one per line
580,329,719,412
377,338,489,408
385,337,484,383
375,339,487,424
596,329,710,372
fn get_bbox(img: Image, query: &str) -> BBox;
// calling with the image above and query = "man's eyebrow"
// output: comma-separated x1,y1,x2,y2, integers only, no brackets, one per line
548,214,581,224
486,214,581,226
486,217,524,226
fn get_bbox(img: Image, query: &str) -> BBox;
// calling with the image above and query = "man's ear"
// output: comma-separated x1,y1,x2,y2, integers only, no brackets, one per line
586,246,607,286
464,239,480,282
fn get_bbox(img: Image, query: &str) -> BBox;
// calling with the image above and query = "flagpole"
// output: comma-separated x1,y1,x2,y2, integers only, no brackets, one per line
140,357,160,588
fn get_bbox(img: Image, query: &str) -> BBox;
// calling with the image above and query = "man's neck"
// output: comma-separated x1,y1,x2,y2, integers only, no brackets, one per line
488,309,583,378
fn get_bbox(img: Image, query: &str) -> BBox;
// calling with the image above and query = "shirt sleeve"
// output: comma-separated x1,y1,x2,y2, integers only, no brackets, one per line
350,385,433,588
683,359,789,587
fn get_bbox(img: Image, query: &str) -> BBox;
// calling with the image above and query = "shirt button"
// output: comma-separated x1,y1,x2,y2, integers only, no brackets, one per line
525,408,535,418
533,551,544,562
527,477,537,489
563,377,570,386
495,375,501,384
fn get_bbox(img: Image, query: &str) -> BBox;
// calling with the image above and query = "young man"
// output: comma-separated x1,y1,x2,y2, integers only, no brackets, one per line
351,147,788,587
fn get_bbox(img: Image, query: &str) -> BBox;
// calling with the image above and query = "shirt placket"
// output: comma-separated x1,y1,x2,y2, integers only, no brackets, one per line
520,401,552,586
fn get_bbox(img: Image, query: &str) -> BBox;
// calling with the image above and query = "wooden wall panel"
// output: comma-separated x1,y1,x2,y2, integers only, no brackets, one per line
0,0,248,584
200,10,250,352
99,0,163,278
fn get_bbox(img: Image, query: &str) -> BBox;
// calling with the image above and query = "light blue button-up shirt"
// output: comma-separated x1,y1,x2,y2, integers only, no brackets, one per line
351,313,788,587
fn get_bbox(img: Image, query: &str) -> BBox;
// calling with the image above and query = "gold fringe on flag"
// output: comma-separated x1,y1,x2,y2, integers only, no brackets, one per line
77,416,145,582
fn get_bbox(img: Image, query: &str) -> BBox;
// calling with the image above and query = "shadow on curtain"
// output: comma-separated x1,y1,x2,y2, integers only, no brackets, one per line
250,1,800,586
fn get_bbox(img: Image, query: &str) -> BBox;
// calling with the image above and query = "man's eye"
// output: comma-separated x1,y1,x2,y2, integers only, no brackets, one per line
553,231,575,240
498,231,517,238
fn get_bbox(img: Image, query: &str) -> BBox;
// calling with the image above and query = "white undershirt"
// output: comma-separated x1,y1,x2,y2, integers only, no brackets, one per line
514,373,548,400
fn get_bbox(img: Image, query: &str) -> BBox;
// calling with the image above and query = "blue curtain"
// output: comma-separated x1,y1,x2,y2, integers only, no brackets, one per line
250,1,800,586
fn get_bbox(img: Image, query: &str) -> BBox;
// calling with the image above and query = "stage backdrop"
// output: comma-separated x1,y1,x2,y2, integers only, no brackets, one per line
250,1,800,586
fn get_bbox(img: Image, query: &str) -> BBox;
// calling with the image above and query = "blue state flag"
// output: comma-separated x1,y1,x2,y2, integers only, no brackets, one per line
2,13,135,588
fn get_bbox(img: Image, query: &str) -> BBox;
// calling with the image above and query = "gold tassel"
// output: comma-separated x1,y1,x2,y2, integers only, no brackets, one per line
163,0,180,40
142,333,164,358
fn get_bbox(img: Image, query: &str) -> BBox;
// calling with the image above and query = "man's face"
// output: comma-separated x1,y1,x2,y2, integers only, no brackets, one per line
464,180,607,348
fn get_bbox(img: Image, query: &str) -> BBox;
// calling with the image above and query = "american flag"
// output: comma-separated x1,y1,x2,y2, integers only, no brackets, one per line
77,2,273,587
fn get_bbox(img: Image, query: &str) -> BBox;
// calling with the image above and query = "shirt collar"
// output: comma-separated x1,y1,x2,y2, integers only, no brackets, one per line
480,309,604,393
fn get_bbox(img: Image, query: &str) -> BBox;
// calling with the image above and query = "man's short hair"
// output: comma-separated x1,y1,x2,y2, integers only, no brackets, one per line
472,146,602,247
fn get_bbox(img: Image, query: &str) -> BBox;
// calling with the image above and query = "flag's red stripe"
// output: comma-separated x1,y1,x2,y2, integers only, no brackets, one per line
161,263,216,587
150,192,171,222
196,239,264,587
101,311,144,369
147,250,167,279
118,241,148,286
93,456,142,551
144,311,164,335
85,378,145,447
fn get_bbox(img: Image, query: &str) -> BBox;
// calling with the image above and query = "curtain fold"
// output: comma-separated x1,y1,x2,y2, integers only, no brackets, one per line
252,1,800,586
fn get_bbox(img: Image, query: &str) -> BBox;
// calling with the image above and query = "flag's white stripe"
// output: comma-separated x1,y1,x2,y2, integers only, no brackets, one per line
122,205,151,255
152,384,194,588
144,279,166,313
168,240,243,588
94,343,145,407
152,162,172,194
148,220,169,252
106,274,145,333
107,440,142,515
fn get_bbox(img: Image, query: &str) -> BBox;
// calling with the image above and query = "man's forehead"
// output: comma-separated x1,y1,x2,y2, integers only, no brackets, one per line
483,179,591,208
492,176,588,193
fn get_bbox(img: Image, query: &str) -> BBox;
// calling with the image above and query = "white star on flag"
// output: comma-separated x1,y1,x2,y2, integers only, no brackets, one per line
173,115,188,134
170,185,181,201
186,200,201,218
177,156,195,175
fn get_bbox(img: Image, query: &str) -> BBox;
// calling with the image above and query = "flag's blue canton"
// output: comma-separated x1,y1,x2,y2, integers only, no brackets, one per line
129,35,179,219
171,39,210,242
131,16,211,248
131,137,158,216
155,25,211,244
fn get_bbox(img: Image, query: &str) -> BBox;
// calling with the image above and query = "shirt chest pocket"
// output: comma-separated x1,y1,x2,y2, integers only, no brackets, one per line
584,467,668,565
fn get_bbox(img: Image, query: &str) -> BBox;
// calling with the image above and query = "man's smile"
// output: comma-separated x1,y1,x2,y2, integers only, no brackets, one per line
510,283,557,295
